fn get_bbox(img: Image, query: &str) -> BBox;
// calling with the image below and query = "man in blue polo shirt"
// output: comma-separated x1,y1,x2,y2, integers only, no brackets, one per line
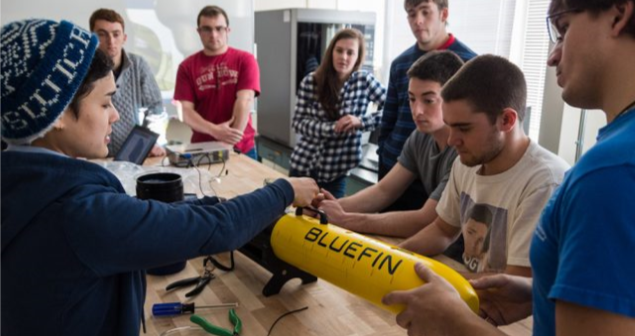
378,0,476,211
382,1,635,335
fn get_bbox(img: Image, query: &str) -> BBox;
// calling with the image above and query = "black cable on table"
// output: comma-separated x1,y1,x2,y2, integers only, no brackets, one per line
267,306,309,336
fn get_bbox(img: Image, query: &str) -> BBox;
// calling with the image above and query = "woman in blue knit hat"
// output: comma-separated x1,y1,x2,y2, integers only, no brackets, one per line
0,19,318,336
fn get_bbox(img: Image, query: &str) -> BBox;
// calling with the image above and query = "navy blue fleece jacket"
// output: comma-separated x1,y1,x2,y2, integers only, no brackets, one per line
1,151,294,336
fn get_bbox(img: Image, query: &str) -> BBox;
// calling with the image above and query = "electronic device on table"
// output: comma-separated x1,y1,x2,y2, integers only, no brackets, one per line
166,141,231,167
114,126,159,165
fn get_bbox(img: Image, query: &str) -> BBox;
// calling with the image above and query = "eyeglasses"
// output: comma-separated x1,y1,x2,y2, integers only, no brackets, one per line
546,8,582,43
197,26,228,35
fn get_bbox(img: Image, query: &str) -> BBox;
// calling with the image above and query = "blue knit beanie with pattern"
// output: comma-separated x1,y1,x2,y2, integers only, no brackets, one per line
1,19,99,144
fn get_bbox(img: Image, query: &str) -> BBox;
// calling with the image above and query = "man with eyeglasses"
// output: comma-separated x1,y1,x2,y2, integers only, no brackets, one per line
174,5,260,160
89,8,166,158
381,1,635,335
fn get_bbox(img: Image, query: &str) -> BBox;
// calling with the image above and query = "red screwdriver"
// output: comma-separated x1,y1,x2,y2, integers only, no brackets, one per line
152,302,239,317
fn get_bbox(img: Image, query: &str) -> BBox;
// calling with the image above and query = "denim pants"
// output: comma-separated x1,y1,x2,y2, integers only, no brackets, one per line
243,147,258,161
289,168,347,199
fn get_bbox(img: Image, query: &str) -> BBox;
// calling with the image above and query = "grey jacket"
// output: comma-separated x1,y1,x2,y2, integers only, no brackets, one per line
109,50,163,156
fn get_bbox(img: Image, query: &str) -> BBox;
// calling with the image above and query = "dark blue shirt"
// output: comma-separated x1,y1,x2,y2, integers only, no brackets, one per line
378,36,476,171
1,150,294,336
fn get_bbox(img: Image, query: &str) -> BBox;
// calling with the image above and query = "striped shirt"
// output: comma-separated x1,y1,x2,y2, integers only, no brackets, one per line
290,70,386,183
378,36,476,172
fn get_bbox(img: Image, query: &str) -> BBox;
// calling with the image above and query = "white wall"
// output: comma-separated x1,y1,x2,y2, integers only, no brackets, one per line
256,0,357,11
1,0,255,97
539,47,606,165
556,107,605,165
1,0,254,53
581,111,605,152
256,0,308,11
383,0,415,81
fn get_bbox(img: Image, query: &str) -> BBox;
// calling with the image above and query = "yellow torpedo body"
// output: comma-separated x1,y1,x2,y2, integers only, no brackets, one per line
270,213,480,314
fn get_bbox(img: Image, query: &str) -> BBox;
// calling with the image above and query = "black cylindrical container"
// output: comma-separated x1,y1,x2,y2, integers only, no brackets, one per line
137,173,184,203
136,172,186,275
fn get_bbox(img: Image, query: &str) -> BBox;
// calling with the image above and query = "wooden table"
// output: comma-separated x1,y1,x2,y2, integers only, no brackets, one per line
140,153,532,336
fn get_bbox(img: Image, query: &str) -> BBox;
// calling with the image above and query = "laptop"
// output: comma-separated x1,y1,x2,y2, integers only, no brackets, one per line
166,141,232,167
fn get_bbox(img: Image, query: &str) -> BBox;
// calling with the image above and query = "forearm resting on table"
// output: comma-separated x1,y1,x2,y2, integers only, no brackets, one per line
400,218,459,256
338,164,415,213
338,184,395,214
459,265,533,280
340,200,438,238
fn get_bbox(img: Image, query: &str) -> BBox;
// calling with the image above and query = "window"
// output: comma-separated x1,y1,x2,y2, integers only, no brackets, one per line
513,0,551,140
450,0,550,140
449,0,517,57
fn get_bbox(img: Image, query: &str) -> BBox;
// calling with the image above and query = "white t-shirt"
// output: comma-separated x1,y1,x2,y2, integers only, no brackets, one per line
436,141,570,273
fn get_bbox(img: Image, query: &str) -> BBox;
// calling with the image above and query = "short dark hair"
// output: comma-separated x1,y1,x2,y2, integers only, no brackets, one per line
407,50,464,86
441,54,527,124
197,5,230,27
68,49,114,119
89,8,125,32
469,204,493,226
549,0,635,37
405,0,448,11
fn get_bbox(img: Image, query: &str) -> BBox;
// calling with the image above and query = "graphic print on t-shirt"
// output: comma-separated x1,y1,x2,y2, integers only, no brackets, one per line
195,62,238,92
460,194,508,273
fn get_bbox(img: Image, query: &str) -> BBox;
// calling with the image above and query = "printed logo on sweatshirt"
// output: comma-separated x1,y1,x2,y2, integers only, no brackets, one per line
196,62,238,91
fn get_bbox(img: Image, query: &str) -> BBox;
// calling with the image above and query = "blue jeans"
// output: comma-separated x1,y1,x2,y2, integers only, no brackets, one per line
244,147,258,161
289,168,347,199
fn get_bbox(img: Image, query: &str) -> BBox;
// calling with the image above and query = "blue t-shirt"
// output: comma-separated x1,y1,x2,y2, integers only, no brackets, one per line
530,108,635,336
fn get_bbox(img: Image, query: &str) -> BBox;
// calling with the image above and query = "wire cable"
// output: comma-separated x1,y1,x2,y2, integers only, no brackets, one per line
215,156,227,177
178,153,227,198
196,151,209,167
181,156,214,198
207,251,235,272
267,306,309,336
160,155,170,167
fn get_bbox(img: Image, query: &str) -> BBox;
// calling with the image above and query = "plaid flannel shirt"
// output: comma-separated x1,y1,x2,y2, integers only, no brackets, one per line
290,70,386,183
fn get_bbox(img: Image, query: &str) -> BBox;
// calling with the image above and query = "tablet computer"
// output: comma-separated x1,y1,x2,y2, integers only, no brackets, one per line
114,126,159,164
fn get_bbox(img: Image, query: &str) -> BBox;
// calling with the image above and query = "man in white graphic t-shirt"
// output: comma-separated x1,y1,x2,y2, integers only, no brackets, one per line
401,54,570,277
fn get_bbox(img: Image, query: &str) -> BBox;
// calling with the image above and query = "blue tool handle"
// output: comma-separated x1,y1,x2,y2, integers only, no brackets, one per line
153,302,192,316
